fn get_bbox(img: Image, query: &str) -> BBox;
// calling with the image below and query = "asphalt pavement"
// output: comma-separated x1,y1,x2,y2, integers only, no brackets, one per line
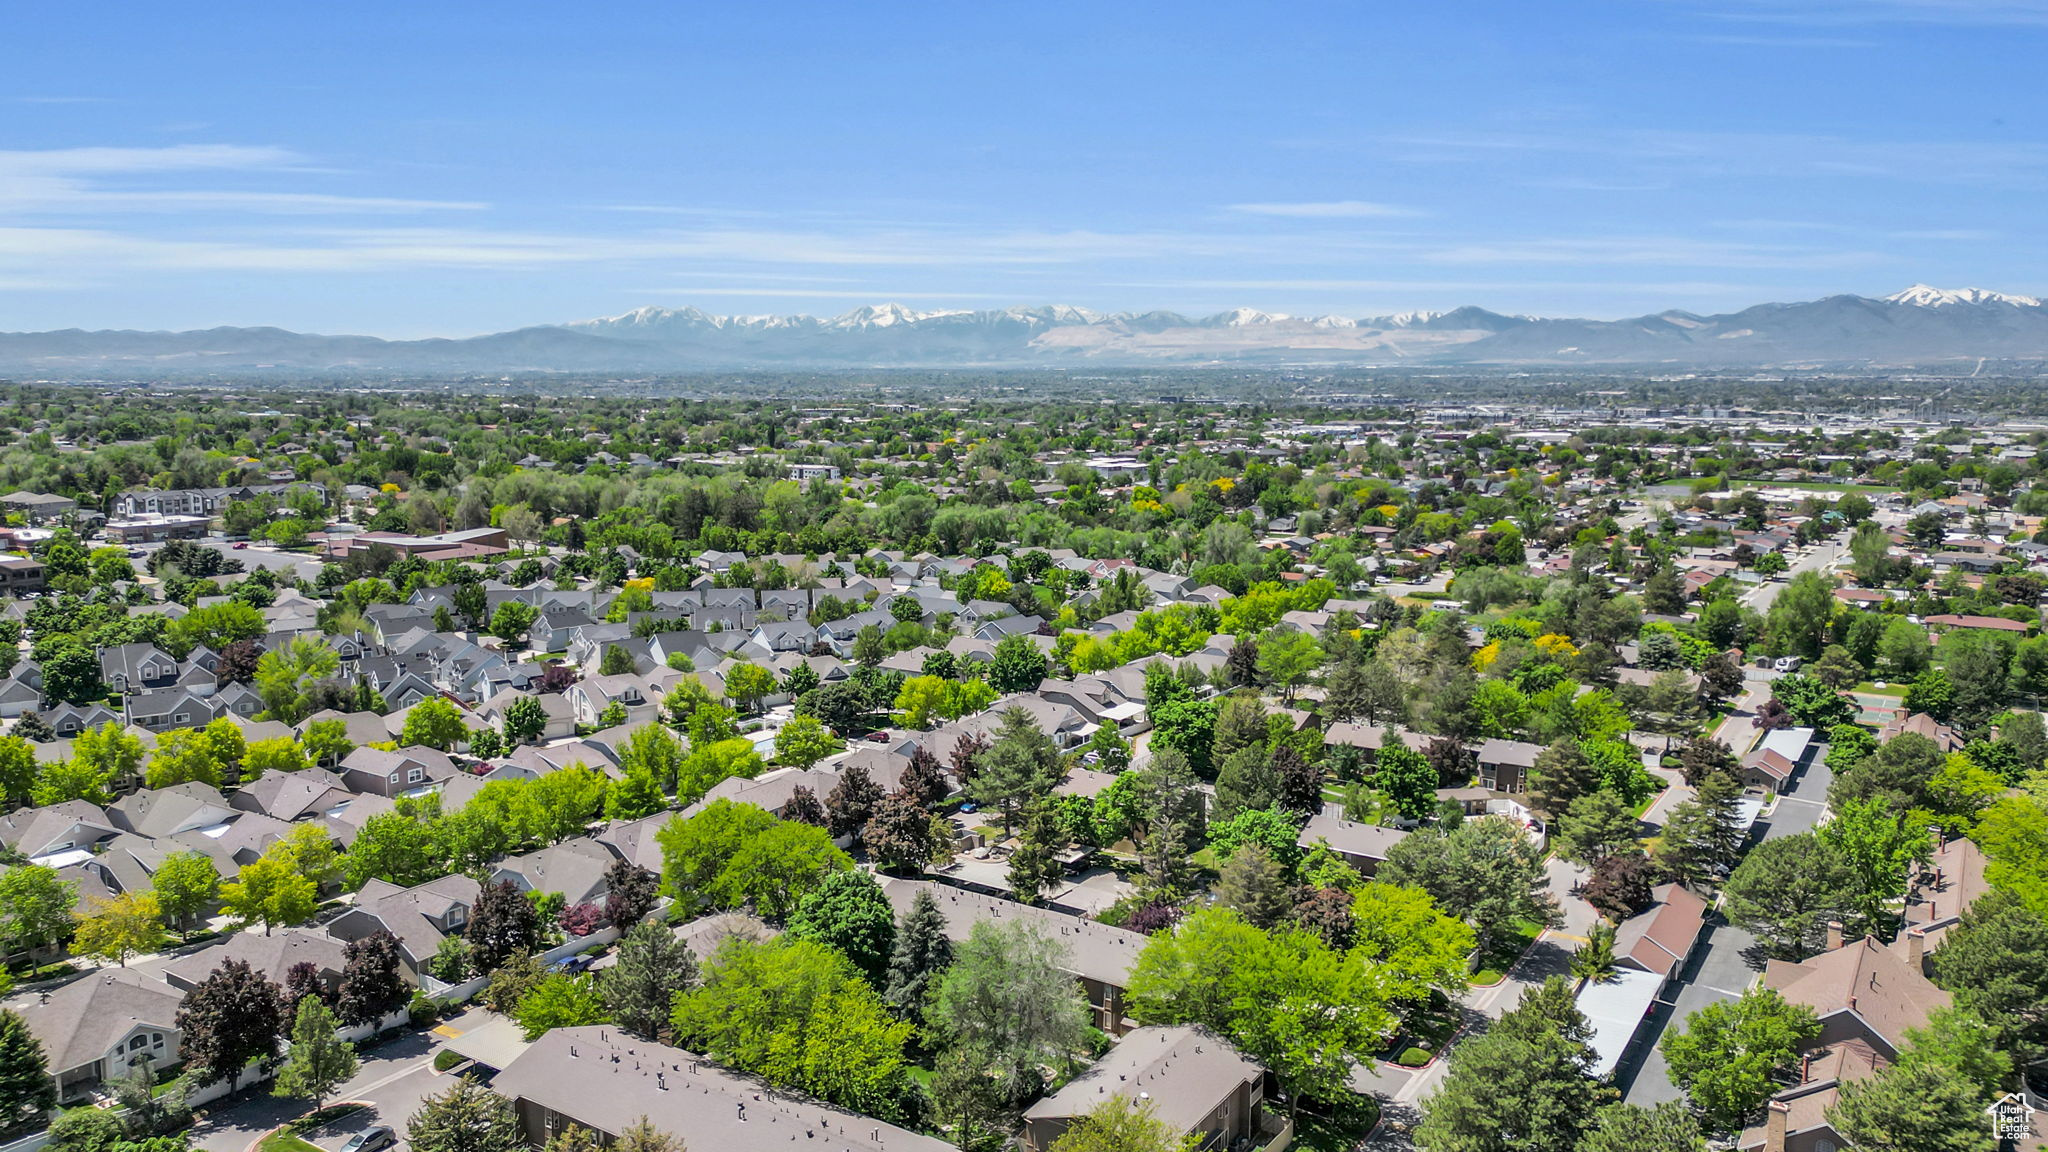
189,1031,442,1152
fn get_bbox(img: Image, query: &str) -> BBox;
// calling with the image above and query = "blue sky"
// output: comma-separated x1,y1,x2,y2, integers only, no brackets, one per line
5,1,2047,335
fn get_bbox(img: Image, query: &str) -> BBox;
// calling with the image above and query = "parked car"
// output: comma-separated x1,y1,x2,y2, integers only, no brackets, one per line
341,1127,396,1152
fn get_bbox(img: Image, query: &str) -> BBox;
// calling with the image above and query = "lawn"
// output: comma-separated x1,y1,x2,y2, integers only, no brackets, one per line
1470,917,1544,985
259,1133,323,1152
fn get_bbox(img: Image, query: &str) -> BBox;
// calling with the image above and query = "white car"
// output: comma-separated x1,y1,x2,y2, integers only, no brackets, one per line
1774,656,1801,673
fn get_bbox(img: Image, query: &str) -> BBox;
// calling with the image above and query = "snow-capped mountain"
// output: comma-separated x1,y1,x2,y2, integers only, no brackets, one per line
1885,284,2043,309
8,286,2048,373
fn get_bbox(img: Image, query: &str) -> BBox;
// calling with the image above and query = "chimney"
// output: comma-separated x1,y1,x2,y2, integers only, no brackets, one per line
1906,928,1926,971
1826,920,1844,950
1765,1100,1791,1152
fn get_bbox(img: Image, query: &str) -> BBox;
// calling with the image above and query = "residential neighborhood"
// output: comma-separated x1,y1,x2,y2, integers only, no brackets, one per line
0,387,2042,1152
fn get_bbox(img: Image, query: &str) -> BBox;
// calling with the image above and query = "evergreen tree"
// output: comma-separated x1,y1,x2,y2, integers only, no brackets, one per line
0,1008,55,1129
601,919,698,1040
1826,1059,1997,1152
884,888,954,1026
1415,976,1610,1151
1007,800,1067,905
1215,845,1290,929
1212,745,1280,821
1528,737,1600,817
1573,1102,1706,1152
968,707,1059,836
407,1077,523,1152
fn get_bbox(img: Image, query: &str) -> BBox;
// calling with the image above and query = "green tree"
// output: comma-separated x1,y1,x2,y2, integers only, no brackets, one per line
515,973,609,1040
773,713,842,768
1351,882,1474,1008
1817,795,1932,931
1127,906,1392,1107
219,855,317,935
1573,1102,1706,1152
1048,1096,1197,1152
1928,888,2048,1063
1825,1058,1997,1152
1414,976,1610,1151
1006,799,1067,904
399,697,470,751
1256,630,1323,703
168,600,267,655
302,718,355,767
601,918,699,1040
1149,696,1219,779
723,662,777,715
151,851,221,939
969,706,1059,836
0,864,77,955
1215,844,1291,929
1720,832,1862,958
0,1007,56,1129
883,887,953,1027
787,869,896,984
70,891,166,967
242,735,310,778
1378,816,1559,952
406,1076,523,1152
255,638,341,724
273,996,358,1111
1659,986,1820,1134
987,632,1049,693
671,937,916,1122
1373,742,1440,822
929,919,1093,1105
145,728,225,789
343,810,442,890
488,600,540,647
1551,791,1641,866
501,696,548,746
1763,570,1836,659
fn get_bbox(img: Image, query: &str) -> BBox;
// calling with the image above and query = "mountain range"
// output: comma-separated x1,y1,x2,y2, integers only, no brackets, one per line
6,285,2048,375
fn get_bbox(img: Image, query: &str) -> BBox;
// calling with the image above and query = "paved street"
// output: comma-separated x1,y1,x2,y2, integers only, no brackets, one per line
1741,537,1843,613
190,1030,443,1152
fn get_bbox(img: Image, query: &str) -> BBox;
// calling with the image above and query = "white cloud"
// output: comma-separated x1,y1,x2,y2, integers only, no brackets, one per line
1226,200,1421,218
0,144,486,216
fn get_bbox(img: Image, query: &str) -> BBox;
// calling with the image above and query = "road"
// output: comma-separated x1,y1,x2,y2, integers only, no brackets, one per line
190,1029,444,1152
1617,745,1834,1105
1742,537,1844,614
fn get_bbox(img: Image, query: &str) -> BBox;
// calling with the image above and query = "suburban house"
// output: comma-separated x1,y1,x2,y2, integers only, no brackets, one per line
880,878,1147,1035
1021,1025,1272,1152
1294,810,1410,876
1738,932,1952,1152
1475,738,1542,796
326,873,481,974
490,1026,952,1152
15,968,185,1103
490,838,617,907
